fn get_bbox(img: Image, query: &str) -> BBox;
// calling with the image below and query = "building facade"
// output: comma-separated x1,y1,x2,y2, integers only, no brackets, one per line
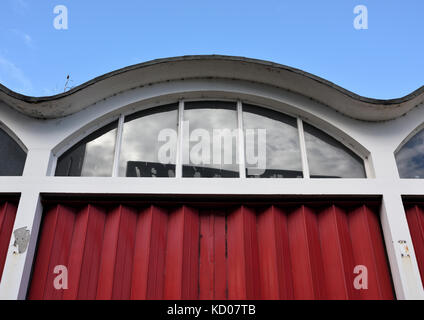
0,55,423,300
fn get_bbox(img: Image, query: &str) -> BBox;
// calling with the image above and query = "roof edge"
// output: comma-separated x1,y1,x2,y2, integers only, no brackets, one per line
0,55,423,120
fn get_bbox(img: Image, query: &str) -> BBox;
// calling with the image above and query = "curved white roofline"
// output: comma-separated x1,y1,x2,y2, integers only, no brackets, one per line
0,55,423,121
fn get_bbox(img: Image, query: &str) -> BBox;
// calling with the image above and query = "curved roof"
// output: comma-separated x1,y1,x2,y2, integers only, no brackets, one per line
0,55,423,121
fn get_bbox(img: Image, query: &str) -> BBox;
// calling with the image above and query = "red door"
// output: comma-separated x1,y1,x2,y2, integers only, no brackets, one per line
28,200,394,300
405,204,424,287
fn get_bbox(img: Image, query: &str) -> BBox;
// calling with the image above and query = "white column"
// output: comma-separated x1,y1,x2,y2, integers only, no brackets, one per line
373,146,424,299
0,191,43,300
0,148,52,300
380,193,424,300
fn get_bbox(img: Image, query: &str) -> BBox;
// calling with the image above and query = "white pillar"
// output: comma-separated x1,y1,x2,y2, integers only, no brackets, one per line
372,146,424,299
380,193,424,299
0,148,52,300
0,191,43,300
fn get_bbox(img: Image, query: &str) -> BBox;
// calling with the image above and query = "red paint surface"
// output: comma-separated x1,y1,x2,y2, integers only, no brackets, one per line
29,201,394,300
0,201,18,281
405,205,424,287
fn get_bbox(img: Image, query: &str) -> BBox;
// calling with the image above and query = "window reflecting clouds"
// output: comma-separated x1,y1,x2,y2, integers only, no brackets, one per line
54,101,367,179
183,101,239,178
396,129,424,179
55,122,117,177
0,128,26,176
243,105,302,178
303,123,366,178
119,104,178,177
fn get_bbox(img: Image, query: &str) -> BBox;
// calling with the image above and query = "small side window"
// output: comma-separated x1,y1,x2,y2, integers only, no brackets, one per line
396,128,424,179
0,128,26,176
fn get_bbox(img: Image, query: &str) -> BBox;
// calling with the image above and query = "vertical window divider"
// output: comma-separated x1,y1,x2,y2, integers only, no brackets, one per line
175,100,185,178
297,118,310,179
237,100,246,179
111,114,125,177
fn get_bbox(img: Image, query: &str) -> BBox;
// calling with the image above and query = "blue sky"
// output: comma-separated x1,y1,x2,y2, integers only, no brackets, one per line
0,0,422,98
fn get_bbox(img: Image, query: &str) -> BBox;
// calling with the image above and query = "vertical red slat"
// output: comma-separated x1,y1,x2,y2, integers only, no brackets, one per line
96,205,123,300
318,205,357,300
63,205,105,300
42,205,76,300
406,205,424,286
257,206,293,300
84,206,107,298
348,205,394,300
131,205,168,300
199,209,227,300
111,206,137,300
214,213,227,300
164,206,199,299
199,211,215,300
227,206,260,299
0,202,17,281
62,205,90,300
288,205,326,300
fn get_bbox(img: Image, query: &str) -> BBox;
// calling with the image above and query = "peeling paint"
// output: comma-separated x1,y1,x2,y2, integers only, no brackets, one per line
13,227,31,254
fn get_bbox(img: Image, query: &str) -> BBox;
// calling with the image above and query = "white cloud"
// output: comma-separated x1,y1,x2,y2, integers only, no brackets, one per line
10,29,33,48
0,55,33,95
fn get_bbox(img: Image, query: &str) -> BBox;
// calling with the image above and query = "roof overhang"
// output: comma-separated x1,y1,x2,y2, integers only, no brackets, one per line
0,55,423,121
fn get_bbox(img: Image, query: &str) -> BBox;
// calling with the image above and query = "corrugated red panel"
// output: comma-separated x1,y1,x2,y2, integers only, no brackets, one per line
28,201,394,300
0,200,18,281
405,204,424,287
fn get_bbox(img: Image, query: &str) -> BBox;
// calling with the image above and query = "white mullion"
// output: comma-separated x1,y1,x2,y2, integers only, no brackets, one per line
175,100,184,178
111,114,125,177
297,118,310,179
237,100,246,179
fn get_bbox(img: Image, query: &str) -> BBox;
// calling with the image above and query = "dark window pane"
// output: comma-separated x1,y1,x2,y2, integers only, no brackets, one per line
243,104,303,178
396,129,424,178
55,121,117,177
183,101,239,178
303,123,366,178
119,104,178,177
0,128,26,176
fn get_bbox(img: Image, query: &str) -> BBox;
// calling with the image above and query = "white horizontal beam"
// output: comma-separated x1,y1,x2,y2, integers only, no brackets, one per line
0,177,423,196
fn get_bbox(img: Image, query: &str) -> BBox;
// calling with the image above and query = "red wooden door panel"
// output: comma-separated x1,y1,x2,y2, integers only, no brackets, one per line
28,200,394,300
405,204,424,287
0,200,18,281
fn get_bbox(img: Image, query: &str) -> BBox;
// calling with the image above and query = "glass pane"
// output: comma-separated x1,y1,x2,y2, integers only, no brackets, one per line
55,121,117,177
396,129,424,178
0,128,26,176
303,123,366,178
243,104,302,178
183,101,239,178
119,104,178,177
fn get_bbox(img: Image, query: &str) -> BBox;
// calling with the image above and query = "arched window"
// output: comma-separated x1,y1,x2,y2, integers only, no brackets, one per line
119,104,178,178
54,101,367,179
303,123,366,178
55,121,118,177
396,128,424,179
243,104,302,178
0,127,26,176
